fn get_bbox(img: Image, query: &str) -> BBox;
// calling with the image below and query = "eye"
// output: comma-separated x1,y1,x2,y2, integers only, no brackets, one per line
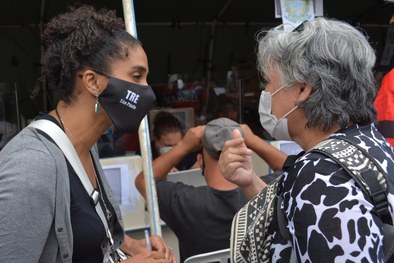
130,66,148,84
132,72,142,80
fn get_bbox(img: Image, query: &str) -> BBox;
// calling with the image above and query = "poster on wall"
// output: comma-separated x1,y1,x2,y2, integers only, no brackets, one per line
280,0,315,31
275,0,323,18
275,0,322,31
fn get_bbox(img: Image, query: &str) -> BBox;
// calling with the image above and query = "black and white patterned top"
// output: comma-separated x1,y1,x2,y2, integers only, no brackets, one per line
271,123,394,262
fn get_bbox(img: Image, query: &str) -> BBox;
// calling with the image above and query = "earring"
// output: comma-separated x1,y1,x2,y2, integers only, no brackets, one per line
94,91,100,114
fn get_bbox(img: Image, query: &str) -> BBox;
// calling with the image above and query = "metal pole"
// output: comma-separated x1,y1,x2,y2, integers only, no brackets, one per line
206,0,234,85
14,83,20,131
238,79,243,124
204,0,234,117
122,0,162,237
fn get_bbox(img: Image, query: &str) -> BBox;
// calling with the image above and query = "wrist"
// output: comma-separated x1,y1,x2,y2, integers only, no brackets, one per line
122,236,143,256
242,171,266,199
245,135,258,150
174,140,192,155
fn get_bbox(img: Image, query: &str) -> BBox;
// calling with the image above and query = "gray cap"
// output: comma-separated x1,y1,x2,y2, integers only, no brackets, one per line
202,117,243,159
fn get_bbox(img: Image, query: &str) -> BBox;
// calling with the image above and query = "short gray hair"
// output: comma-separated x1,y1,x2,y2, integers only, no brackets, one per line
257,17,377,132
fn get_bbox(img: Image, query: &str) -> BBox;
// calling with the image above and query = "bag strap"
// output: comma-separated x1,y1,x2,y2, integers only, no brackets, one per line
312,137,392,225
29,119,117,247
277,137,393,262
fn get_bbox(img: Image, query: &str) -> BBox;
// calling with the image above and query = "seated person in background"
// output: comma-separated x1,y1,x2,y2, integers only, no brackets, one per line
137,110,198,171
135,117,287,262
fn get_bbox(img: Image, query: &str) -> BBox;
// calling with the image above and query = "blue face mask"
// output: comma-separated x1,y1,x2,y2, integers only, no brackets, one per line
98,76,156,132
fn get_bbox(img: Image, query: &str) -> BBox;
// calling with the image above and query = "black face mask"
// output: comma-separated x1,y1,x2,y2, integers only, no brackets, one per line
98,77,156,133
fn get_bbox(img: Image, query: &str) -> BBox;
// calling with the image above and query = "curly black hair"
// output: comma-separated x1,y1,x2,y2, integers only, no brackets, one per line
42,5,141,103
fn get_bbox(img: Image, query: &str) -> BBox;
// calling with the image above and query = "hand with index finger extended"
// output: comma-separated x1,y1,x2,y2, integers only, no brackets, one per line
219,129,254,188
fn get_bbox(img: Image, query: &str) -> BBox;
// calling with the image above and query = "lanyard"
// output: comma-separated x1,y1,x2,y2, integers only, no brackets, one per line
29,119,116,248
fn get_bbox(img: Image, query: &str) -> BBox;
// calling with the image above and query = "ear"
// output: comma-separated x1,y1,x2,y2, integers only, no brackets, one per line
297,83,312,102
78,69,106,95
197,153,203,168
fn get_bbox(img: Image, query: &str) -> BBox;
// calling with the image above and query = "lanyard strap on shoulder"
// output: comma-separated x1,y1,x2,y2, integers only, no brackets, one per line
29,119,115,244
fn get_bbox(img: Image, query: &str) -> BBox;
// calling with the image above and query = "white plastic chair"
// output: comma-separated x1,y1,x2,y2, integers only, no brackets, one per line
183,248,230,263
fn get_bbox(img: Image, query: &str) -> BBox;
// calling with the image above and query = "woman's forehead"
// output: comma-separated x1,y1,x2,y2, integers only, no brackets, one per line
110,45,148,73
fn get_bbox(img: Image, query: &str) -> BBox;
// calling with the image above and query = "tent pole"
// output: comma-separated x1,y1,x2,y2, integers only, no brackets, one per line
207,0,233,84
122,0,162,237
205,0,233,115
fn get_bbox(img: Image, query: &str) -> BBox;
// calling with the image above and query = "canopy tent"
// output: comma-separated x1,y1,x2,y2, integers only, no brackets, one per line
1,0,392,27
0,0,393,117
0,0,393,234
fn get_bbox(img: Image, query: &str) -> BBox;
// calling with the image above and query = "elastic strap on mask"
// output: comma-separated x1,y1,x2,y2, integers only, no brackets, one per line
271,84,288,96
283,105,299,119
92,69,110,79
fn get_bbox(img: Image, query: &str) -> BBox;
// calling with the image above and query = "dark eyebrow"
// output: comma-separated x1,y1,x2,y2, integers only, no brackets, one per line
132,65,148,74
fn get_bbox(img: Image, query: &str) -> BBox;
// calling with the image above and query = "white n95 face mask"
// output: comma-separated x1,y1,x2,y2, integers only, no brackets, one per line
258,87,298,141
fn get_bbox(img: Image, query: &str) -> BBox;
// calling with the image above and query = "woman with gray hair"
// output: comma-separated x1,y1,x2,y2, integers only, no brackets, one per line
219,17,394,262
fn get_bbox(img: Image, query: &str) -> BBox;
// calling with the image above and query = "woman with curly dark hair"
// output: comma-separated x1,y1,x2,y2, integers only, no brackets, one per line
0,5,175,263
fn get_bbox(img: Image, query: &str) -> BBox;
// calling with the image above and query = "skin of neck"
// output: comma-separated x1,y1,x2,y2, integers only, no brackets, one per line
289,111,342,151
50,93,112,155
283,84,342,151
199,151,240,191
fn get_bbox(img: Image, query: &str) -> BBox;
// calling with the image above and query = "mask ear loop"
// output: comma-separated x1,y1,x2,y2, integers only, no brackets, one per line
271,84,288,97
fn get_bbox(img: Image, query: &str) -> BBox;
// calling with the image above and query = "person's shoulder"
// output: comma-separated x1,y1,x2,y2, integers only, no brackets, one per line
282,150,344,191
157,180,201,193
378,69,394,92
383,68,394,82
157,181,208,208
2,126,44,152
293,150,332,165
0,128,60,188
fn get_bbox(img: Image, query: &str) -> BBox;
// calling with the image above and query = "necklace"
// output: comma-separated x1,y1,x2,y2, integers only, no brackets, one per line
90,154,112,221
55,108,112,221
55,108,76,142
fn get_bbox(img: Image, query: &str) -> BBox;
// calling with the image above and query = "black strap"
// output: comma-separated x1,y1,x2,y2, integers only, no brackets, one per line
361,169,392,225
276,137,394,262
312,138,392,225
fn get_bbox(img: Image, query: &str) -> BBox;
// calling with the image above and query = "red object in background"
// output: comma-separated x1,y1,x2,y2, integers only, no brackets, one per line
374,68,394,147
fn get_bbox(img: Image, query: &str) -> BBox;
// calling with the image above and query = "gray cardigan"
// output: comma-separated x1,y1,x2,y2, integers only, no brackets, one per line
0,125,125,262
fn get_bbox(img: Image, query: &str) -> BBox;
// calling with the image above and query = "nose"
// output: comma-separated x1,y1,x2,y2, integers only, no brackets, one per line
390,14,394,25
